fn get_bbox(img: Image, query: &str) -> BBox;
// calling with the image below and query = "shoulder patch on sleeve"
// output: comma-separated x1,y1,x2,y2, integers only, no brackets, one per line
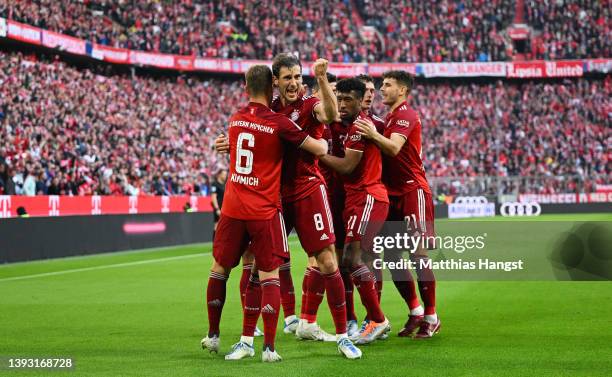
396,119,411,127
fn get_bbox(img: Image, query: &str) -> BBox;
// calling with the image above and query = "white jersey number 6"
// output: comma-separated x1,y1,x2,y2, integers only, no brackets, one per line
236,132,254,174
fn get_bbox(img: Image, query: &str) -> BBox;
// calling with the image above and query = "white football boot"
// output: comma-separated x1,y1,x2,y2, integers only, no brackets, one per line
224,341,255,360
201,335,220,353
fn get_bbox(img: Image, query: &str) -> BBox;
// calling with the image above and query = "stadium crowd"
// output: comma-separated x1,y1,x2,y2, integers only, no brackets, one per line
355,0,514,62
0,51,242,196
0,52,608,197
525,0,610,60
1,0,609,62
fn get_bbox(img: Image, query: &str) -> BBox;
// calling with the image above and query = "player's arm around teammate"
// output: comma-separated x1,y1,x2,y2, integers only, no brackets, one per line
354,116,405,157
319,79,390,344
354,76,410,156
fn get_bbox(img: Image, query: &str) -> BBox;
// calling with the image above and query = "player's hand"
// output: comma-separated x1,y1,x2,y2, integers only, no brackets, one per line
355,118,377,139
214,134,230,154
312,58,328,78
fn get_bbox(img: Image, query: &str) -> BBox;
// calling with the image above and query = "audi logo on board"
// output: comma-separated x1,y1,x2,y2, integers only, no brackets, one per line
454,196,489,204
448,196,495,219
500,202,542,217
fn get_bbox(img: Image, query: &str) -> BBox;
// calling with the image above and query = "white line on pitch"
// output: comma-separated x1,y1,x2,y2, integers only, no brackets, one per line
0,253,211,283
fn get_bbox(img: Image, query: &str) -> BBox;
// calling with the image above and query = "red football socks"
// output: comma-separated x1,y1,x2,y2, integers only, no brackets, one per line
206,271,228,337
373,267,383,302
391,269,421,310
351,264,385,323
242,273,261,337
324,269,347,334
301,267,325,323
279,262,295,318
239,263,252,308
261,278,281,351
413,255,436,315
340,266,357,321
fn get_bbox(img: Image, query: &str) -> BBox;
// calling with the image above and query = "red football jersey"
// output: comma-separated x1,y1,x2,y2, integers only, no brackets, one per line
343,112,388,203
223,102,308,220
368,112,386,134
271,95,325,202
382,101,431,195
320,124,335,188
321,121,351,195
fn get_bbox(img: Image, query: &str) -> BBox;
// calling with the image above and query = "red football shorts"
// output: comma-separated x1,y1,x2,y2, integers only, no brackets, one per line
388,188,436,241
343,192,389,251
213,211,289,272
283,184,336,256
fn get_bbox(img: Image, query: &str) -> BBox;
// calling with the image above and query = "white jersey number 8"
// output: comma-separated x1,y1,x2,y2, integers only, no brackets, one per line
236,132,254,174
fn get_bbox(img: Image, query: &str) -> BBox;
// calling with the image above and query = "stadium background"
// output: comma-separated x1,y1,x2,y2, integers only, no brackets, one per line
0,1,610,376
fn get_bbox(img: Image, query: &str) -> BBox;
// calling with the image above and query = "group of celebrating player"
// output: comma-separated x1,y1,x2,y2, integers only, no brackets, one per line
201,52,439,362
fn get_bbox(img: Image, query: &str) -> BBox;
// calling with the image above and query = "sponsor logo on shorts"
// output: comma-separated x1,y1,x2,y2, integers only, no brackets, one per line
261,304,276,314
347,230,353,237
320,233,329,241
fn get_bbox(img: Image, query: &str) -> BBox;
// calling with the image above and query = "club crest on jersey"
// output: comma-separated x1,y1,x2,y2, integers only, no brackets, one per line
350,134,361,142
290,110,300,121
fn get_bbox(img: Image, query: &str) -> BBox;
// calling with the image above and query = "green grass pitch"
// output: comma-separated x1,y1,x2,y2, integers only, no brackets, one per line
0,214,610,376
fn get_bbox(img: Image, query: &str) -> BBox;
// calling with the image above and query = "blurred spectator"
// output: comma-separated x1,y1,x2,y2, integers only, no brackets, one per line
23,166,36,196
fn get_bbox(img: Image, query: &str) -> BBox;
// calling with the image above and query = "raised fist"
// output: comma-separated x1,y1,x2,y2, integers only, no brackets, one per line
312,58,329,78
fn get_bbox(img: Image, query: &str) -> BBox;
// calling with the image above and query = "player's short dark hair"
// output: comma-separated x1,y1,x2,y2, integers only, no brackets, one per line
335,78,366,100
245,65,272,96
272,53,302,78
382,70,414,90
356,74,374,84
312,72,337,92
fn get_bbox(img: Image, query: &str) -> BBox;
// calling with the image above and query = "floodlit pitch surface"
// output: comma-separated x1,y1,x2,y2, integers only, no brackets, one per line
0,214,610,376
